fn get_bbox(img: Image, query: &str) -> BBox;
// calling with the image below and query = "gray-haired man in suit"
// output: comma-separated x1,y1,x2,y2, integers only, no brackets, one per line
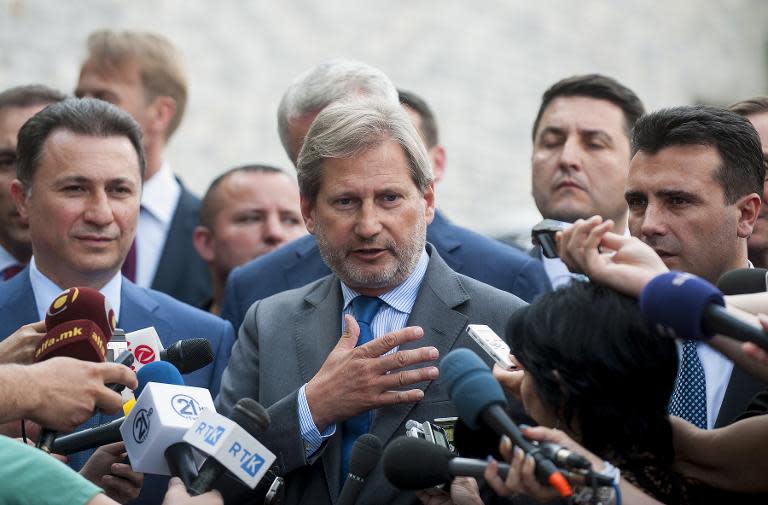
216,98,525,504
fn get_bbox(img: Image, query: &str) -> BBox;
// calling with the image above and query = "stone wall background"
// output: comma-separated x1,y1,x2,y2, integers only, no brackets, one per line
2,0,767,241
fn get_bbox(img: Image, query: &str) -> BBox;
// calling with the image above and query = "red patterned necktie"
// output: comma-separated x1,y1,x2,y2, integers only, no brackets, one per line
2,263,23,280
122,240,137,282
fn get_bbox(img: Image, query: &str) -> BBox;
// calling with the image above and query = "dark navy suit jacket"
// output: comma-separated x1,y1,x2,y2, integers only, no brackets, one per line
150,184,211,308
0,269,235,504
221,210,550,329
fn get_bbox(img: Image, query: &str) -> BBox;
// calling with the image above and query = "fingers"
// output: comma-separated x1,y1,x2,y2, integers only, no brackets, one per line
97,442,127,456
484,457,513,497
361,326,424,358
379,365,439,390
373,345,438,374
29,320,46,332
338,315,360,350
493,366,524,399
520,426,567,444
376,388,425,406
98,361,138,391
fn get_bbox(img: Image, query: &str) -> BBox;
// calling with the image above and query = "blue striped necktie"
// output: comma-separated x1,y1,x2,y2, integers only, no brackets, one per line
668,339,707,429
340,296,383,482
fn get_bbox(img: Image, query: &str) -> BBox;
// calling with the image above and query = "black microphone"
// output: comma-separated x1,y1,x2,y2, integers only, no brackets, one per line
190,398,270,495
717,268,768,295
441,349,573,498
640,271,768,351
337,434,382,505
383,436,510,489
160,338,214,374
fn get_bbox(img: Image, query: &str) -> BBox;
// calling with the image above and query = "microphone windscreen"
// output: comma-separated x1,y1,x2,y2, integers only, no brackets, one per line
135,361,184,398
383,436,451,490
45,287,116,338
440,348,507,430
34,320,107,363
717,268,768,295
231,398,270,437
639,271,724,340
349,433,382,478
162,338,214,374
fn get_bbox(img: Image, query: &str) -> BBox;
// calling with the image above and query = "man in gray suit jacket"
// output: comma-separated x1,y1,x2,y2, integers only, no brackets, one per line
216,98,525,504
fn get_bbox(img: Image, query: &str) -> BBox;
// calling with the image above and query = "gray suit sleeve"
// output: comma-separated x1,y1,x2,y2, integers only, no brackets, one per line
214,300,310,473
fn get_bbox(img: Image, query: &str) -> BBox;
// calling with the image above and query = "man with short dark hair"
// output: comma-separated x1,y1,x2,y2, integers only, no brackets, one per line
216,98,524,505
729,96,768,268
0,85,66,279
0,97,234,504
221,73,549,329
193,164,306,314
530,74,645,287
75,29,210,307
625,105,765,428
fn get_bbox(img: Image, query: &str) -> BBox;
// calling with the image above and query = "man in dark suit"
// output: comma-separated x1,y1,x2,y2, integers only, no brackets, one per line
528,75,645,288
0,97,235,504
625,106,766,428
221,78,549,329
216,98,525,504
75,29,210,307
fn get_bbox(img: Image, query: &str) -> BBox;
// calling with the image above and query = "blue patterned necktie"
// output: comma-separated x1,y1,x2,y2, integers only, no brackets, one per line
668,339,707,429
340,295,383,482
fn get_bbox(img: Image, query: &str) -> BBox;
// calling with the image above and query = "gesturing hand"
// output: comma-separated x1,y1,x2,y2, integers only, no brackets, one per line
305,314,439,431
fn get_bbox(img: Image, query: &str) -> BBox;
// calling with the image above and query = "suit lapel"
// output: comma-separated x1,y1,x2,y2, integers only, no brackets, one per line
118,280,172,344
283,235,331,289
369,249,470,446
294,275,344,500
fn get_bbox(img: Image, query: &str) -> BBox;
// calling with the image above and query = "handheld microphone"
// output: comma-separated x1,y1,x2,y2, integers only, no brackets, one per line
51,358,173,455
717,268,768,295
120,361,214,482
189,398,270,495
640,271,768,351
440,349,572,498
337,434,382,505
160,338,214,374
45,287,116,340
383,435,509,489
34,289,115,453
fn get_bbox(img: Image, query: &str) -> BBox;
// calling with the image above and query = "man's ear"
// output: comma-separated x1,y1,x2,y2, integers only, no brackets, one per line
300,195,316,234
192,226,215,262
10,180,29,220
422,182,436,225
429,145,447,184
147,95,177,137
736,192,762,238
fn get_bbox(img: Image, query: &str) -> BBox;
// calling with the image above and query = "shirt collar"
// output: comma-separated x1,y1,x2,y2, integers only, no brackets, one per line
29,257,122,322
341,248,430,314
0,244,18,272
141,161,181,224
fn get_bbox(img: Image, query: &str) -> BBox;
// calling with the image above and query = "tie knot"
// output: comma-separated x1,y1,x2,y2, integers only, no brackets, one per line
351,296,383,325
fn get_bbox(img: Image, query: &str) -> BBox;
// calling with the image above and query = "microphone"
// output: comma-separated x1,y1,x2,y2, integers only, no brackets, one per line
383,436,509,489
34,289,115,453
189,398,270,495
160,338,214,374
640,271,768,351
120,361,215,483
51,359,173,455
45,287,116,340
717,268,768,295
440,349,572,498
337,434,382,505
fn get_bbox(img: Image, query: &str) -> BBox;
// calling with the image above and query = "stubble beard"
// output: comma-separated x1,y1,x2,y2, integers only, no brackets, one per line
314,217,427,292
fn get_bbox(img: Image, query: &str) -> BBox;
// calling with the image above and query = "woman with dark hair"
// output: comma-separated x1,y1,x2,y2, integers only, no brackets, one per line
486,281,687,504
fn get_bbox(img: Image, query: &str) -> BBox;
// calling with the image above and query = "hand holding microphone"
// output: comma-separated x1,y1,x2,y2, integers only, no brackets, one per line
0,320,46,364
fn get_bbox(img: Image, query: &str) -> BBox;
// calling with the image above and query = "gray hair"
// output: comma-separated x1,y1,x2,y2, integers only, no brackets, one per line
297,98,433,203
277,60,399,157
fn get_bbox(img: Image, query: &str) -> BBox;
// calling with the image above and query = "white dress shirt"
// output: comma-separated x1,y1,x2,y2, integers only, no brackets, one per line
135,162,181,288
29,257,122,322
